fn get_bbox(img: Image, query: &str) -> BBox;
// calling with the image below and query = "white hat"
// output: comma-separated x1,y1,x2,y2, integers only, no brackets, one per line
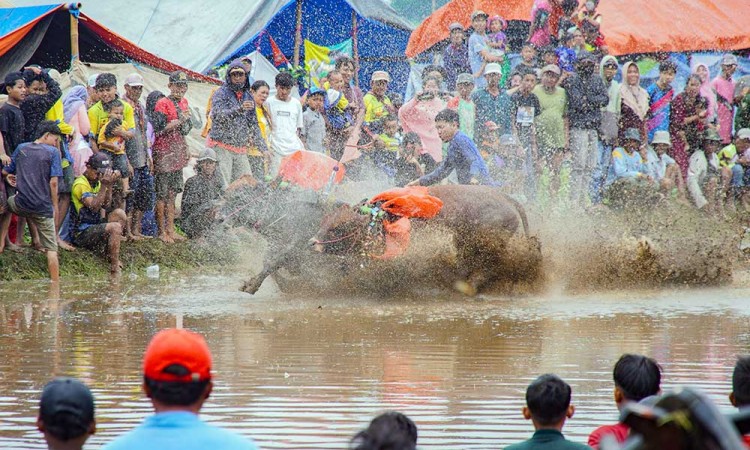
87,73,99,88
124,73,144,87
371,71,391,82
737,128,750,140
651,130,672,146
197,148,218,162
484,63,502,76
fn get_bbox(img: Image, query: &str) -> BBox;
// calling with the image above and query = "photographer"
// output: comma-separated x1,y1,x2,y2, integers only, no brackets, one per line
398,77,450,166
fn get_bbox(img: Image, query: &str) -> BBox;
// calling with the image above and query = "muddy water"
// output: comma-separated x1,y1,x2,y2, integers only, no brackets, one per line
1,273,749,449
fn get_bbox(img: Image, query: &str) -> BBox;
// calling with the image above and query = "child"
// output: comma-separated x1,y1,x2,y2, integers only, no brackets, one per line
588,354,662,449
302,87,326,154
97,101,132,197
447,73,476,139
372,116,400,175
510,66,541,199
646,131,686,199
646,61,677,142
730,356,750,445
324,69,353,132
540,46,559,68
556,30,579,77
505,374,589,450
518,42,538,70
486,16,508,62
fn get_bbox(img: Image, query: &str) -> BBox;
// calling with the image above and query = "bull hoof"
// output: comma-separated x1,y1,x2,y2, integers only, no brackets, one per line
241,279,261,295
453,280,477,297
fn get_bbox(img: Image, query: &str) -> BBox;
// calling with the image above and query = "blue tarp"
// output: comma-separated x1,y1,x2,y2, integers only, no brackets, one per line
210,0,413,93
0,4,58,37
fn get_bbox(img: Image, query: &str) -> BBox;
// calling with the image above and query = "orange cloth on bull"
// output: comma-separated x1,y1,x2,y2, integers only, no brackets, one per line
370,186,443,218
368,187,443,259
278,150,346,191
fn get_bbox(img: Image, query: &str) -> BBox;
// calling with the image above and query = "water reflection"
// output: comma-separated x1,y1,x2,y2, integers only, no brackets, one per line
0,275,749,449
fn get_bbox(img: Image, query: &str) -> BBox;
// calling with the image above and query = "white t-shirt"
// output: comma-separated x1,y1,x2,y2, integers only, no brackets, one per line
268,95,304,156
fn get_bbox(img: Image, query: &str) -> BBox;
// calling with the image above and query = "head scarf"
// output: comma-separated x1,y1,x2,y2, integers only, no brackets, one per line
62,85,88,123
691,62,717,121
619,61,650,120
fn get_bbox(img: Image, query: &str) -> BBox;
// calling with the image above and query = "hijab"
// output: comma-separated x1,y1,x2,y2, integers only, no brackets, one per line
619,61,649,120
62,85,88,123
691,62,717,121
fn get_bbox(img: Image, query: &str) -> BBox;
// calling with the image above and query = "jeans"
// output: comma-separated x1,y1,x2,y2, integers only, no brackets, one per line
569,128,600,206
590,140,613,204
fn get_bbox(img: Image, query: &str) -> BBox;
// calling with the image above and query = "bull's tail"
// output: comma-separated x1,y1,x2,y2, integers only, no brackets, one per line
501,194,529,237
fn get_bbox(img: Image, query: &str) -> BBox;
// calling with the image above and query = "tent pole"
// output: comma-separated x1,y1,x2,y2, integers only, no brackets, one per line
293,0,303,66
352,10,359,88
68,3,82,66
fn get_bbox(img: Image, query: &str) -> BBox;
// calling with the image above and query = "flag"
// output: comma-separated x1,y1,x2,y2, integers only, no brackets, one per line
268,33,289,67
304,38,352,88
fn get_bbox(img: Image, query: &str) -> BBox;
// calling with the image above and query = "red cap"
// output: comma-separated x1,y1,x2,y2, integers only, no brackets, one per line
143,329,212,382
484,121,500,131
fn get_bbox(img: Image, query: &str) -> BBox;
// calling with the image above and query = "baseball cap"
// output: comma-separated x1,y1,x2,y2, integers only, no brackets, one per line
471,10,488,20
124,73,144,87
541,64,561,76
86,152,111,170
651,130,672,146
87,73,99,88
484,63,502,76
168,71,188,85
197,148,218,162
39,378,95,440
721,54,738,66
143,328,212,383
449,22,463,32
737,128,750,141
456,73,474,85
704,129,722,142
623,128,642,143
307,86,325,98
371,71,391,83
94,73,117,90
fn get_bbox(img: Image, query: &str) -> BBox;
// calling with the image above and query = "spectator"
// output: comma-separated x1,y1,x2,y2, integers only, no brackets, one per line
645,131,686,200
447,73,476,139
692,63,718,126
208,60,267,186
528,0,563,49
618,61,649,144
87,73,135,153
0,121,63,280
301,87,326,154
518,42,539,71
20,66,62,143
588,354,662,449
730,356,750,446
592,55,620,203
671,74,709,177
102,328,259,450
556,30,579,79
687,129,727,214
62,86,92,178
350,412,418,450
249,80,272,179
267,72,304,176
122,73,154,240
324,70,354,160
37,378,96,450
363,71,394,134
539,46,559,68
97,101,133,198
408,109,493,186
443,23,471,91
393,132,425,187
486,16,509,63
151,71,193,243
472,63,512,144
85,73,99,108
71,152,124,275
399,77,447,165
710,54,738,145
181,148,224,240
735,76,750,132
0,72,26,169
562,52,609,205
717,129,750,203
505,374,588,450
533,64,568,198
510,66,541,199
646,60,677,142
580,20,608,56
370,116,400,177
468,10,491,88
605,128,649,193
334,56,365,124
421,65,448,92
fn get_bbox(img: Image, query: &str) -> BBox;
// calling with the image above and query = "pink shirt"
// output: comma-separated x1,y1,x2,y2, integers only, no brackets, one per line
711,75,736,143
398,96,447,162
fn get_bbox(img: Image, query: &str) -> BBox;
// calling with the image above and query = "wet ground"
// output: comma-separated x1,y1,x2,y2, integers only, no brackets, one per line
1,271,749,449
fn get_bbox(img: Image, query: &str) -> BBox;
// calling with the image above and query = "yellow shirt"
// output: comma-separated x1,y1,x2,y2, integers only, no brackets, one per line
71,175,100,214
88,99,135,140
248,106,270,157
378,133,399,153
45,99,74,135
363,93,392,123
97,119,126,155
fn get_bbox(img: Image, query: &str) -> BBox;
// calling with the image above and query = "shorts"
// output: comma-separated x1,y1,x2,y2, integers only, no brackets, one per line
154,170,184,201
74,223,108,253
7,195,57,251
58,164,75,194
104,151,130,178
129,166,155,212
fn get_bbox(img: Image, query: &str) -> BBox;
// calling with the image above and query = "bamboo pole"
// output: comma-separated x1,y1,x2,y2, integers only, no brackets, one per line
352,10,359,87
68,3,82,65
293,0,303,66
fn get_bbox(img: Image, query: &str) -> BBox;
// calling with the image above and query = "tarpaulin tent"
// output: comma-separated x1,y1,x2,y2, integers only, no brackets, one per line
207,0,414,93
0,3,216,82
406,0,750,58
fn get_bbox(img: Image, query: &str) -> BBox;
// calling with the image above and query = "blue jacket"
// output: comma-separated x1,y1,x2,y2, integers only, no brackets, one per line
606,147,646,186
208,60,267,151
419,131,494,186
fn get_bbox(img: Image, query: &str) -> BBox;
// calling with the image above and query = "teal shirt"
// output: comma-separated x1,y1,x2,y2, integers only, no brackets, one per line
504,429,591,450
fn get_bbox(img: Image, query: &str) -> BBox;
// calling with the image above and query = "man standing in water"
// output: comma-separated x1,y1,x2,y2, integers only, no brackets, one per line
103,328,259,450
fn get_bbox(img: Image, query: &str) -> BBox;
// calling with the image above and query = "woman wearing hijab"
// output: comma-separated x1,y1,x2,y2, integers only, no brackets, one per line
618,61,649,144
62,85,92,177
670,74,708,177
692,63,717,126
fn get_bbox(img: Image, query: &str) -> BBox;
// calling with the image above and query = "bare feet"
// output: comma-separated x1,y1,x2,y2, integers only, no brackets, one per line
0,242,24,254
159,234,174,244
128,234,145,241
171,233,186,242
57,238,76,251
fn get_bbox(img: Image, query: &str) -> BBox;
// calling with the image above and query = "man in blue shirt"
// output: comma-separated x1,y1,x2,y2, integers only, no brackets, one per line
0,120,63,280
408,109,494,186
102,328,259,450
